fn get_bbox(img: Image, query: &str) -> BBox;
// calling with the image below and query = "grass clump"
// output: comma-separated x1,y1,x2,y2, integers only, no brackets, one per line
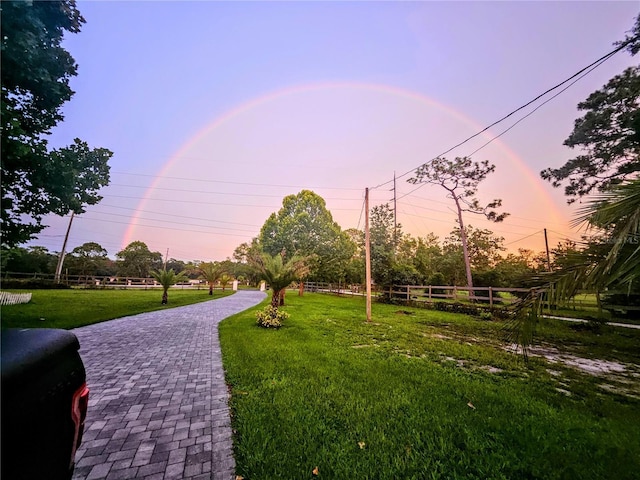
220,292,640,480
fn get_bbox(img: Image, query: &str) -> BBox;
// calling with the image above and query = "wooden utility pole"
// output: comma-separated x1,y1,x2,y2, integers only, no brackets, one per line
365,188,372,322
164,248,169,269
393,172,397,250
544,228,551,271
54,212,75,283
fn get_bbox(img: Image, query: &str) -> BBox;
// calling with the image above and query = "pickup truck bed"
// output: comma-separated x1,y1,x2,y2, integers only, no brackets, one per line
1,328,89,480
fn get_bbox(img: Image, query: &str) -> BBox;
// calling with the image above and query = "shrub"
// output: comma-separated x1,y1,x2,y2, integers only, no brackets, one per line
256,306,290,328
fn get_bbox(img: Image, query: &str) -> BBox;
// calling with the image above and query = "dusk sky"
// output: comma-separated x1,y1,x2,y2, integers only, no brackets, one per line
34,1,639,262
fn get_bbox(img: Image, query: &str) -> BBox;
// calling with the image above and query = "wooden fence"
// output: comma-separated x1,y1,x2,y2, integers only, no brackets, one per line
304,282,539,308
385,285,534,307
0,291,32,305
2,272,204,289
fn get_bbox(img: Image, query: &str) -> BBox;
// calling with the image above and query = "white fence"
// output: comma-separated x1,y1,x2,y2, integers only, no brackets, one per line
0,291,32,306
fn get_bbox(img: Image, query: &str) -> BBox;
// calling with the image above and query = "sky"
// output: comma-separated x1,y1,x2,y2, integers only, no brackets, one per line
32,0,639,263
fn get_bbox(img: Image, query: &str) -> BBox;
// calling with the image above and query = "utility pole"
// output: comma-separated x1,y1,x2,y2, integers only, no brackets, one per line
164,248,169,269
393,172,397,249
544,228,551,271
365,188,372,323
54,212,75,283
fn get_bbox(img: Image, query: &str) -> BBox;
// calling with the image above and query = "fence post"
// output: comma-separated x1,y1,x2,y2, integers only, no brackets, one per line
489,287,493,309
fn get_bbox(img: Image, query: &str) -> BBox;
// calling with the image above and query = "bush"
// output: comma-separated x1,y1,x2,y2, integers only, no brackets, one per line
256,306,290,328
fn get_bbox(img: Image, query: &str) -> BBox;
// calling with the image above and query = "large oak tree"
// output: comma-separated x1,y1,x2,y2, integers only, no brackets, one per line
259,190,355,284
1,1,112,247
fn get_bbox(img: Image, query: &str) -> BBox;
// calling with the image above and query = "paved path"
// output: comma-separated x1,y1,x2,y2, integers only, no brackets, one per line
71,290,266,480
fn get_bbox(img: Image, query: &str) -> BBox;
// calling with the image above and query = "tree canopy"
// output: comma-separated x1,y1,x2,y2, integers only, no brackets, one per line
541,14,640,202
259,190,355,282
66,242,108,276
1,0,112,247
115,241,163,278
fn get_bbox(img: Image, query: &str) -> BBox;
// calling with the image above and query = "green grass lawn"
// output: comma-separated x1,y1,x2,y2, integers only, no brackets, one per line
220,292,640,480
0,288,235,329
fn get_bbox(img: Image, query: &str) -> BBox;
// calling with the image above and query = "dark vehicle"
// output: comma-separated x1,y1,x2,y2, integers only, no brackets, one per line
1,329,89,480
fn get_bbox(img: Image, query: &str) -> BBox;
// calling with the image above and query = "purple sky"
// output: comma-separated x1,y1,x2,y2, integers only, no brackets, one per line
34,1,639,262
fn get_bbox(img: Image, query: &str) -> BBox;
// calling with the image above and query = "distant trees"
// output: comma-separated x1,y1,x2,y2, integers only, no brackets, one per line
1,246,57,274
115,241,163,278
65,242,109,277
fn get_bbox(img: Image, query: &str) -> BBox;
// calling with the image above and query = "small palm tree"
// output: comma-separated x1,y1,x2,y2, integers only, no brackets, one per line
150,268,188,304
219,273,233,291
199,261,226,295
250,252,309,309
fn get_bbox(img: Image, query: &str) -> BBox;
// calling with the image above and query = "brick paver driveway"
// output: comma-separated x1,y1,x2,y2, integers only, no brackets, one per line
71,290,266,480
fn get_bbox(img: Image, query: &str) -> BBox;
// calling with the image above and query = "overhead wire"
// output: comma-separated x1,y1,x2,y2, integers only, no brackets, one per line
369,36,635,191
112,171,362,191
108,183,362,202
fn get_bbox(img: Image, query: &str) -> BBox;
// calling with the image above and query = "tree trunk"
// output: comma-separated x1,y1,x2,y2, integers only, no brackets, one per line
209,284,213,295
162,289,168,304
453,196,474,297
299,281,304,296
271,289,281,308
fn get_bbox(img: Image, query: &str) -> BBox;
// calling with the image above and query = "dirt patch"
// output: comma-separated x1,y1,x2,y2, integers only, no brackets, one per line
507,344,640,398
506,344,628,375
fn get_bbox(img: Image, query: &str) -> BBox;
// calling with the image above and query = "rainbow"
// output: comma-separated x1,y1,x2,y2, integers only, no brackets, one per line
122,82,564,248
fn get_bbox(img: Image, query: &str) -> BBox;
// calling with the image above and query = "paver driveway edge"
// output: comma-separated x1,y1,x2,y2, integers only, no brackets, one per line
71,290,266,480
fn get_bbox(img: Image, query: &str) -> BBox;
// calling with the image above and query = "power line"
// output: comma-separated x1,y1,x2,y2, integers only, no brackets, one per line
77,215,257,238
504,230,544,246
87,211,258,234
464,53,613,158
99,204,262,228
370,36,635,190
108,183,362,202
356,196,366,231
112,171,362,191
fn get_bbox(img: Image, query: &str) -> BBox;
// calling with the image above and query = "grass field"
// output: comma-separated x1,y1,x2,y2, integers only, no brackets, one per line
220,292,640,480
0,288,235,329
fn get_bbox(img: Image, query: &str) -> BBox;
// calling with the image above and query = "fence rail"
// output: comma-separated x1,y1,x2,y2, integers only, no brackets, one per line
0,291,32,305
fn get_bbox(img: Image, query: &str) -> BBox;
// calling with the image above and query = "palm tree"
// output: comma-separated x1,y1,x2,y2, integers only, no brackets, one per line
199,261,226,295
150,268,188,304
219,273,233,291
507,179,640,356
250,252,309,308
573,179,640,289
